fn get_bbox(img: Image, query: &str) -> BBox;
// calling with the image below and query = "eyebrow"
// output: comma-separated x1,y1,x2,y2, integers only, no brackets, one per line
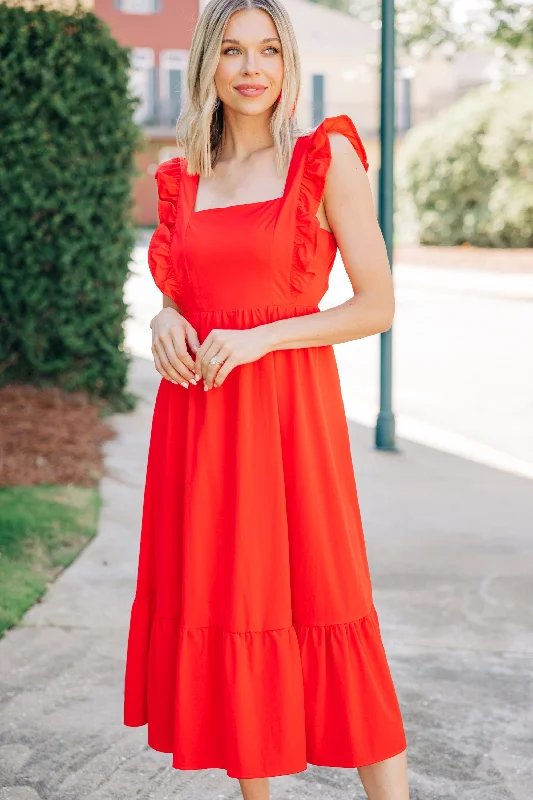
221,37,281,44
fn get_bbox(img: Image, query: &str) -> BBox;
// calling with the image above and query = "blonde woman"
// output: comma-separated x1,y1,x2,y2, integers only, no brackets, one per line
124,0,409,797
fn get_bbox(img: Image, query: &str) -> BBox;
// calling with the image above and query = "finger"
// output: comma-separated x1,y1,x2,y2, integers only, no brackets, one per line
203,347,230,389
153,352,188,388
153,343,191,386
186,326,202,364
200,343,220,385
169,326,198,378
213,356,235,388
196,332,213,378
153,341,185,382
159,332,196,382
153,349,183,386
152,352,169,381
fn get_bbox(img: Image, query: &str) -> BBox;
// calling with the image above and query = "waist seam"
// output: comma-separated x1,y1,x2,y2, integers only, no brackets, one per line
182,303,320,314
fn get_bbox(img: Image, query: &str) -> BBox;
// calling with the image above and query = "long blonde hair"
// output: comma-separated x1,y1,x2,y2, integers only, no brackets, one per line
176,0,305,177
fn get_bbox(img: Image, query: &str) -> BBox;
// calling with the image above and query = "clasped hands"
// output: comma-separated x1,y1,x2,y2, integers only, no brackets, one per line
151,306,273,390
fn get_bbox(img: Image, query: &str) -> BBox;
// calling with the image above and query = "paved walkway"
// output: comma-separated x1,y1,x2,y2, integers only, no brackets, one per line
1,355,532,799
395,246,533,274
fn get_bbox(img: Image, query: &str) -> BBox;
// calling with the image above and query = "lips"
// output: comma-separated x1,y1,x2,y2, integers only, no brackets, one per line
234,84,268,97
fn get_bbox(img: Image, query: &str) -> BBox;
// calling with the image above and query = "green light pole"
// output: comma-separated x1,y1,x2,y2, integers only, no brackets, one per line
375,0,397,451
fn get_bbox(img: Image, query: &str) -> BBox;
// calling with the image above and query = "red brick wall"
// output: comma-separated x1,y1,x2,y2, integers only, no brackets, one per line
93,0,198,225
134,136,184,227
93,0,198,50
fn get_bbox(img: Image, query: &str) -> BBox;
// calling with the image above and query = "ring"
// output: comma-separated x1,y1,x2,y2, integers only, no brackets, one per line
209,357,224,366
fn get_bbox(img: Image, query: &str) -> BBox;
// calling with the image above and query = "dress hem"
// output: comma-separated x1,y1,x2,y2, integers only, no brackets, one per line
123,598,406,777
122,727,408,779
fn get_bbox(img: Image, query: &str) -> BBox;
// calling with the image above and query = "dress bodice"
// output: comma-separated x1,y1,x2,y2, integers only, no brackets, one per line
148,115,369,315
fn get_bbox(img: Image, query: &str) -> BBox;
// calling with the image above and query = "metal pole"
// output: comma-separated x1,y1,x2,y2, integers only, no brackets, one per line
375,0,397,451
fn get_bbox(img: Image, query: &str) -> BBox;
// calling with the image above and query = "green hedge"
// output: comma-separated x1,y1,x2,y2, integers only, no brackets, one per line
0,3,141,405
396,80,533,247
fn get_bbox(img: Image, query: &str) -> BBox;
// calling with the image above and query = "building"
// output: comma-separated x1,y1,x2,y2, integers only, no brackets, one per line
93,0,199,225
7,0,499,223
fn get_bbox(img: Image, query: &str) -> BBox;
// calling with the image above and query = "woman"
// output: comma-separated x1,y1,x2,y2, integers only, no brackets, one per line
124,0,409,797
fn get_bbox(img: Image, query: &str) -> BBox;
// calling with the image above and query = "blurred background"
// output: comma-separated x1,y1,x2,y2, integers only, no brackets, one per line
0,0,532,798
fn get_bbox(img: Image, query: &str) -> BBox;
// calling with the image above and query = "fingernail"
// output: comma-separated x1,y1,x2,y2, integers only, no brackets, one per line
181,382,189,389
204,383,208,391
195,373,201,381
189,379,197,385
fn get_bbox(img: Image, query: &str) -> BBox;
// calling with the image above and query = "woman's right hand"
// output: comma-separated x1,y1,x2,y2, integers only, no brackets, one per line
150,307,201,388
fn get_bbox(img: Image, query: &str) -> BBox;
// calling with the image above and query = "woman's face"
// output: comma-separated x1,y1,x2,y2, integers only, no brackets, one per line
214,8,284,117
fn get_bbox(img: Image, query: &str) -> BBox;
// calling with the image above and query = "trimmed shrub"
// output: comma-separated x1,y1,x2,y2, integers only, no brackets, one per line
0,3,141,406
396,80,533,247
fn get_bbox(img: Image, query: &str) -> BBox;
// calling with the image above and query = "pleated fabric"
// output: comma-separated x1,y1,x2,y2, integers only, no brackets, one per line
123,115,407,778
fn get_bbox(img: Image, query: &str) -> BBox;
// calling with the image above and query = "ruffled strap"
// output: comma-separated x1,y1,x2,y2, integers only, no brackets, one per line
291,115,369,298
147,157,183,301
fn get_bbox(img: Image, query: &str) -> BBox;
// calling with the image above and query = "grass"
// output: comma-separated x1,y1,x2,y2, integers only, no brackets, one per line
0,485,101,637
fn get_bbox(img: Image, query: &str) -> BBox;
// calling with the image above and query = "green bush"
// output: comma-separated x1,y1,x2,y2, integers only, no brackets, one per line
396,80,533,247
0,3,141,405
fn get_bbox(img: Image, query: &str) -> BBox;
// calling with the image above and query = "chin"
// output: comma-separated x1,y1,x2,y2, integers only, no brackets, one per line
227,101,274,117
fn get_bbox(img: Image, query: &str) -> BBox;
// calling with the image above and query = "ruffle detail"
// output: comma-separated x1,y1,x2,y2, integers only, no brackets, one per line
124,596,407,778
147,158,183,302
291,114,369,298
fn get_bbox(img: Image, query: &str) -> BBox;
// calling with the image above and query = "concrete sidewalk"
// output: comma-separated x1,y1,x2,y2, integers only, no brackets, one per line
1,356,532,800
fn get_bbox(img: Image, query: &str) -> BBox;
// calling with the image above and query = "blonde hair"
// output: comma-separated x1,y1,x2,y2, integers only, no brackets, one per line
176,0,305,177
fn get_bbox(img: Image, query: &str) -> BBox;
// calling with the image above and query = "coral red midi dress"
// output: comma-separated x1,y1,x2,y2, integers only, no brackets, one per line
123,114,407,778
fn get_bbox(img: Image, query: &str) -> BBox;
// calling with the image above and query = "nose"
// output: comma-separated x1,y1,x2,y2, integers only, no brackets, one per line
242,50,260,75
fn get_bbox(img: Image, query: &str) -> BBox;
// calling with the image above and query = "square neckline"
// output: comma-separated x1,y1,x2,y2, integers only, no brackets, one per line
192,195,283,215
189,133,335,238
190,133,308,215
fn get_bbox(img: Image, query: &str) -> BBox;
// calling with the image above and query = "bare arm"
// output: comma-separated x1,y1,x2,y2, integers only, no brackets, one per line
263,131,394,351
161,294,182,314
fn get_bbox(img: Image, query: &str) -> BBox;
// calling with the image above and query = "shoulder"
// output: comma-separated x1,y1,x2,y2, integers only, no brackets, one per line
327,131,369,186
154,157,184,200
155,156,184,180
307,115,369,173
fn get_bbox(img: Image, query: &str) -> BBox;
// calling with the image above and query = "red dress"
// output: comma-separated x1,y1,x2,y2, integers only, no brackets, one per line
123,114,407,778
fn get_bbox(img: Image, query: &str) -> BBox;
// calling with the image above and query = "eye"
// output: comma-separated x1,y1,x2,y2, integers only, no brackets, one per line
264,46,280,55
222,47,240,55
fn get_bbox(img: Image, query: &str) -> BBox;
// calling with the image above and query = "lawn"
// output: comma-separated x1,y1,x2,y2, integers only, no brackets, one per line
0,485,100,637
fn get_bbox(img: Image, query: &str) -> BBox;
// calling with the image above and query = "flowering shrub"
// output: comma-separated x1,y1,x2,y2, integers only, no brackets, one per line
396,80,533,247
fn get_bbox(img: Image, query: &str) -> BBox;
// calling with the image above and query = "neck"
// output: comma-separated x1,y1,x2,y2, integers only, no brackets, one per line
219,105,275,162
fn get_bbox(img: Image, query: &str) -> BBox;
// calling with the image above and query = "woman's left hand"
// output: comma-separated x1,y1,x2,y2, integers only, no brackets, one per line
196,326,273,390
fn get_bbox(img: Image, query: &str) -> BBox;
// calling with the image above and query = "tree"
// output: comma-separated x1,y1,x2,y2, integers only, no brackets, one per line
491,0,533,62
309,0,533,63
0,4,140,405
396,80,533,247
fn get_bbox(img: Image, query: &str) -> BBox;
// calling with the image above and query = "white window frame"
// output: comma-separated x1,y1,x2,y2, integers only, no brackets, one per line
159,50,189,124
115,0,162,13
130,47,156,124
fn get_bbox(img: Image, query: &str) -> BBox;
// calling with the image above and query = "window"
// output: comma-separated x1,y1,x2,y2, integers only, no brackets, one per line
159,51,188,126
312,74,325,127
397,68,415,134
130,48,156,124
115,0,162,13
